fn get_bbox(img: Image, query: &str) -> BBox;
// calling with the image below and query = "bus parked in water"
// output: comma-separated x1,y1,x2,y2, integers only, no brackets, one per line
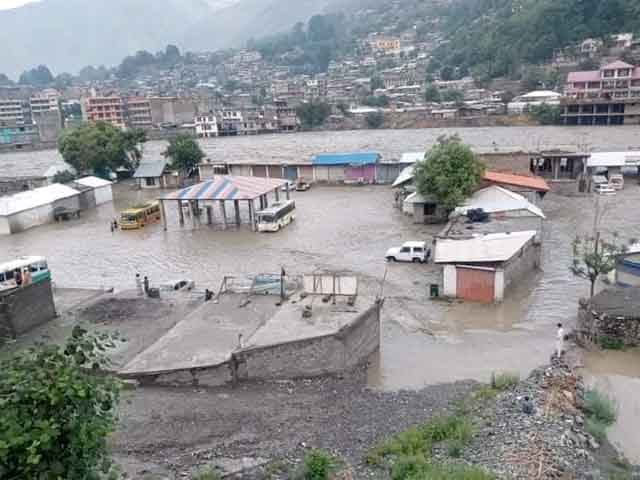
119,202,162,230
0,256,50,291
256,200,296,232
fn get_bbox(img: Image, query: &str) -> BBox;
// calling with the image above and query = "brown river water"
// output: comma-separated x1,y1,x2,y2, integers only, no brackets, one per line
1,125,640,461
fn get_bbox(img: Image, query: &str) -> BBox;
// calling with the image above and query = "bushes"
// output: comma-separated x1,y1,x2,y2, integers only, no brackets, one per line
296,449,338,480
598,336,625,350
393,460,495,480
583,388,617,442
490,372,520,391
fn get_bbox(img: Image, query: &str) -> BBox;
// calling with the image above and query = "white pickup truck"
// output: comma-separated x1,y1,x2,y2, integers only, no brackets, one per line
385,241,430,263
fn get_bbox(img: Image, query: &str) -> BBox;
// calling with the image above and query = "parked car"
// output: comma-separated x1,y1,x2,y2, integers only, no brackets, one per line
594,184,616,196
609,173,624,190
281,180,295,192
385,241,430,263
159,279,195,291
295,180,311,191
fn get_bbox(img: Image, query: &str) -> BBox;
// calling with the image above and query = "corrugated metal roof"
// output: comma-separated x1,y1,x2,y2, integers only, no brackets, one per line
162,175,287,201
133,158,168,178
588,151,640,168
312,152,380,166
76,176,112,188
0,184,80,216
393,164,416,187
483,171,550,192
453,186,545,219
434,231,537,263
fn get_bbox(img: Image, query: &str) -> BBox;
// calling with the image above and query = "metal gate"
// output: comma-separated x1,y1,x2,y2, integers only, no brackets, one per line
285,166,298,180
456,267,495,303
252,165,267,177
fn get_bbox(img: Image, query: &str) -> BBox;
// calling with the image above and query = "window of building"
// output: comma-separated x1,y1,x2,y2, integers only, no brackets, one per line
617,69,631,77
145,177,156,186
603,69,615,78
424,203,437,215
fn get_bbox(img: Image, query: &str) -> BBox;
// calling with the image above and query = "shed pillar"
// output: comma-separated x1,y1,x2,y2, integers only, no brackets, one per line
286,187,290,200
220,201,228,228
160,199,168,231
263,194,268,208
191,201,197,228
234,200,241,226
274,188,280,201
178,200,184,225
206,206,213,225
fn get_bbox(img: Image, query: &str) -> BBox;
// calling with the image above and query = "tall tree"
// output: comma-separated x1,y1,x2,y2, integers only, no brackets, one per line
424,84,441,102
58,122,146,176
296,101,331,129
163,134,205,175
414,135,485,211
19,65,54,86
571,233,628,297
0,327,121,479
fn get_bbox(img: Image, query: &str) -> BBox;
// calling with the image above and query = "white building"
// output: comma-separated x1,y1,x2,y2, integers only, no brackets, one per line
507,90,562,114
75,176,113,205
30,89,61,114
195,114,219,138
0,184,81,235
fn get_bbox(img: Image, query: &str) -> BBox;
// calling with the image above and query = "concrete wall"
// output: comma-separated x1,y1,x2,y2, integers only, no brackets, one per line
233,302,380,381
130,301,381,386
502,238,541,289
94,185,113,205
578,301,640,347
0,279,56,337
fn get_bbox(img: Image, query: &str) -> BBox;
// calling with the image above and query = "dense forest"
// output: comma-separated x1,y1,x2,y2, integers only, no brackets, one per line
431,0,640,81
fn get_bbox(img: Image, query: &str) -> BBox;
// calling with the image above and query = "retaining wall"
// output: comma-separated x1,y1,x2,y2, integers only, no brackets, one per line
125,301,381,387
0,280,56,338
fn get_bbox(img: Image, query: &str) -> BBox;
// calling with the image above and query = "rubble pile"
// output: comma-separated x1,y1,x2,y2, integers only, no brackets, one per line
464,357,605,479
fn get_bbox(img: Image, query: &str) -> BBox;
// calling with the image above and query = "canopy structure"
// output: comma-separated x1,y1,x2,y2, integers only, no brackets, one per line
159,175,289,231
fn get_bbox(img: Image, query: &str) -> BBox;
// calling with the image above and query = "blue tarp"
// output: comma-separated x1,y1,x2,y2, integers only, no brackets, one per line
312,152,380,166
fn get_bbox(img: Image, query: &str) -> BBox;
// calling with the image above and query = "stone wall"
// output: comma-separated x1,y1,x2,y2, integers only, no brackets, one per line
577,300,640,347
503,238,541,290
0,280,56,338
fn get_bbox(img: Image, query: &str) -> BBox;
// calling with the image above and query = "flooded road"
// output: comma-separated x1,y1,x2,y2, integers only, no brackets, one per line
3,125,640,177
2,175,640,461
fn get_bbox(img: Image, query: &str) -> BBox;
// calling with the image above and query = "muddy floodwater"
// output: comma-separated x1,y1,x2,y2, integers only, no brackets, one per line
2,178,640,461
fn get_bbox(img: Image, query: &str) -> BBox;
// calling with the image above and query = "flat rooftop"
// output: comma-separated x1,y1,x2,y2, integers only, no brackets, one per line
121,286,375,376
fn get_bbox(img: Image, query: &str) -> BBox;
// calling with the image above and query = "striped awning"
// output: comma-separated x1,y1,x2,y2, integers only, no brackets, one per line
161,175,287,201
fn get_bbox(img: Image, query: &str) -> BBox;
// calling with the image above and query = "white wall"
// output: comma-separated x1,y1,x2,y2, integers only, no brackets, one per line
443,264,457,297
494,270,505,302
93,185,113,205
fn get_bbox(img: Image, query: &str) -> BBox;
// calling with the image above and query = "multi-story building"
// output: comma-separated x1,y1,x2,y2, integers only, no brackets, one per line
274,100,299,132
124,97,152,129
195,113,218,138
562,61,640,125
219,109,243,136
0,99,27,124
369,35,401,55
30,90,60,115
82,96,125,128
149,97,196,127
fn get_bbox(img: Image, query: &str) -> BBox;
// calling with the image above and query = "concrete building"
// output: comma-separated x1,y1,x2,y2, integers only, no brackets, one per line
149,97,197,127
74,176,113,205
219,109,243,136
82,96,125,128
195,113,219,138
312,152,381,184
32,110,62,143
0,184,81,235
0,99,27,123
0,121,38,149
125,97,153,129
133,158,170,189
435,231,540,303
507,90,562,114
0,279,56,338
29,89,60,115
369,35,401,54
562,60,640,125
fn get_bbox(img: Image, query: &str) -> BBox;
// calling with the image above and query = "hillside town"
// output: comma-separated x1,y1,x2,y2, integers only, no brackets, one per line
3,24,640,151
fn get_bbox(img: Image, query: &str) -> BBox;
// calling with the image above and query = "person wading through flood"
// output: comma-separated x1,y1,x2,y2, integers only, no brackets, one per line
143,276,150,296
556,323,565,358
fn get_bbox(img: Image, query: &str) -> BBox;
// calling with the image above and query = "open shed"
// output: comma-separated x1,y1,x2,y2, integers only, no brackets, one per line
160,175,289,231
75,176,113,205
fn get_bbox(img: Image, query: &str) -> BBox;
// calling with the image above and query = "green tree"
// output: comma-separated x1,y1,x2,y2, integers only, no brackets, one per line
52,170,77,184
163,134,205,175
0,327,121,479
296,101,331,128
0,73,13,85
365,111,384,129
529,104,562,125
58,122,145,176
424,84,441,102
370,75,384,91
440,89,464,104
571,233,628,297
414,135,485,211
362,95,389,107
19,65,54,86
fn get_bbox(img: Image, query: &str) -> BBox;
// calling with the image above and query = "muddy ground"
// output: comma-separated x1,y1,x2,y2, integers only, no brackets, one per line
112,367,476,479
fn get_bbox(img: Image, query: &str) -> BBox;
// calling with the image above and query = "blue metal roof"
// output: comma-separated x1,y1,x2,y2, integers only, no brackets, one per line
312,152,380,166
